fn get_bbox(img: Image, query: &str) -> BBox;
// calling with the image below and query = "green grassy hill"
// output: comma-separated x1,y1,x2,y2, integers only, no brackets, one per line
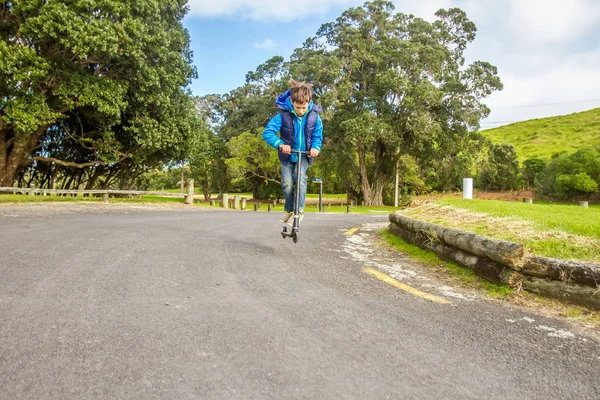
481,107,600,161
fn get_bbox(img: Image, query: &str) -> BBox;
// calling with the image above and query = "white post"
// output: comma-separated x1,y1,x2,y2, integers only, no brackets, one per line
463,178,473,200
394,169,399,207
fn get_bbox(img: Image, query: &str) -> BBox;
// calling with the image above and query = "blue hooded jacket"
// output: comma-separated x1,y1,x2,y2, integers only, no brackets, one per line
262,89,323,164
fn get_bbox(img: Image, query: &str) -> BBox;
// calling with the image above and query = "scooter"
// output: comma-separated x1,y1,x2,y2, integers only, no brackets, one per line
281,149,311,244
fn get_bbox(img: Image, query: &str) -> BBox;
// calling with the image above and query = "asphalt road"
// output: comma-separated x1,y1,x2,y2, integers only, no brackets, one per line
1,204,599,399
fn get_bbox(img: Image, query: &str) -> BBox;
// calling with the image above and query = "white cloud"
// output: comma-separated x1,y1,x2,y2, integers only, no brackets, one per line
253,39,275,50
187,0,356,21
188,0,600,126
505,0,600,45
390,0,454,21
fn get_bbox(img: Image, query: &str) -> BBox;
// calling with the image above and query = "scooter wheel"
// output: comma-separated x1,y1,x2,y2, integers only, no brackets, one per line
293,233,299,243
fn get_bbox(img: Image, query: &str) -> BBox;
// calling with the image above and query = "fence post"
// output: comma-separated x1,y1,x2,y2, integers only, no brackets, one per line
185,179,194,205
222,193,229,209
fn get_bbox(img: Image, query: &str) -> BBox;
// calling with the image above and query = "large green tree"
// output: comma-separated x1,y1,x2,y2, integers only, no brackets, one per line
289,0,502,205
0,0,197,187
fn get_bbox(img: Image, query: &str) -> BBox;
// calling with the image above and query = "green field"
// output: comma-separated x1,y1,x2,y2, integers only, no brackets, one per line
402,198,600,262
482,107,600,161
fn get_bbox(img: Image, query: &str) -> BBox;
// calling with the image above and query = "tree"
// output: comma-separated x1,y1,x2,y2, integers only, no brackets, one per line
522,158,547,189
479,143,520,190
289,0,502,205
197,56,291,199
1,0,197,186
226,131,281,199
541,147,600,198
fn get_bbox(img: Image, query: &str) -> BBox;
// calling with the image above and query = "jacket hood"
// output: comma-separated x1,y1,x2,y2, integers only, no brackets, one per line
275,89,314,113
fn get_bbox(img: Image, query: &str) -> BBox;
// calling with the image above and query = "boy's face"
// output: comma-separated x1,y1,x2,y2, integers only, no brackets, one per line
292,101,309,117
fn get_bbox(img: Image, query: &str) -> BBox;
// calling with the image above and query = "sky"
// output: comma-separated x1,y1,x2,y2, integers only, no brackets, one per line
183,0,600,129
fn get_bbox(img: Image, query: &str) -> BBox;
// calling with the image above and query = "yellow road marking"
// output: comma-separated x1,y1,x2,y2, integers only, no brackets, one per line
345,227,360,235
363,268,451,305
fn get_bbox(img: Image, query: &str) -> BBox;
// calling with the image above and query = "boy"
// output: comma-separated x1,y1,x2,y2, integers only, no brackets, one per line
262,79,323,224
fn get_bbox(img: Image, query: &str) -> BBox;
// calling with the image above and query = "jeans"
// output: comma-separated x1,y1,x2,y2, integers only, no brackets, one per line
281,159,309,213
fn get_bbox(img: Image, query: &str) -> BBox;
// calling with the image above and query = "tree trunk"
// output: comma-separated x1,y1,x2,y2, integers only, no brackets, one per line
180,167,184,193
62,169,76,190
0,121,7,186
201,180,211,201
0,124,48,187
357,139,388,206
85,166,105,190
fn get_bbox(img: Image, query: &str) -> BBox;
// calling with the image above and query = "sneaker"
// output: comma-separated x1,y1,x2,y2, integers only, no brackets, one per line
280,211,293,223
288,212,303,226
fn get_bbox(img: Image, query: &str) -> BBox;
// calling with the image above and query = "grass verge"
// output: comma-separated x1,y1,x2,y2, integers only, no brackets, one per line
379,229,512,298
402,198,600,262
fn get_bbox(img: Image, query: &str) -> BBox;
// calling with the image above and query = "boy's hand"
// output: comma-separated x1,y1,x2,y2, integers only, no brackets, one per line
279,144,291,154
310,148,320,157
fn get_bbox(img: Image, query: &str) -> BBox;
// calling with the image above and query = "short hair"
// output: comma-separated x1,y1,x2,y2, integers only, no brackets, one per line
289,79,313,104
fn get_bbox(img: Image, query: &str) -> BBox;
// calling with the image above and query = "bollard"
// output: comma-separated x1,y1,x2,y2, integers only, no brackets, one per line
523,197,533,204
323,204,327,212
210,200,215,207
234,196,240,210
463,178,473,199
346,205,350,214
579,201,589,208
268,204,272,212
241,198,247,210
103,193,109,203
254,203,258,211
222,193,229,209
185,179,194,205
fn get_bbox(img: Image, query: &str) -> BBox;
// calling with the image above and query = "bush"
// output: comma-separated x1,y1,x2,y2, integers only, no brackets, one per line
478,143,520,190
539,147,600,198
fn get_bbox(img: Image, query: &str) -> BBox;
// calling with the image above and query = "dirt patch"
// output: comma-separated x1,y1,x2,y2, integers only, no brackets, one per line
411,189,535,206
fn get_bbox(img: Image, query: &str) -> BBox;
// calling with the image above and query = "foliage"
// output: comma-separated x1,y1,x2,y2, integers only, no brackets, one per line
1,0,199,187
539,147,600,198
225,131,281,198
287,0,502,205
478,143,520,190
522,158,547,189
